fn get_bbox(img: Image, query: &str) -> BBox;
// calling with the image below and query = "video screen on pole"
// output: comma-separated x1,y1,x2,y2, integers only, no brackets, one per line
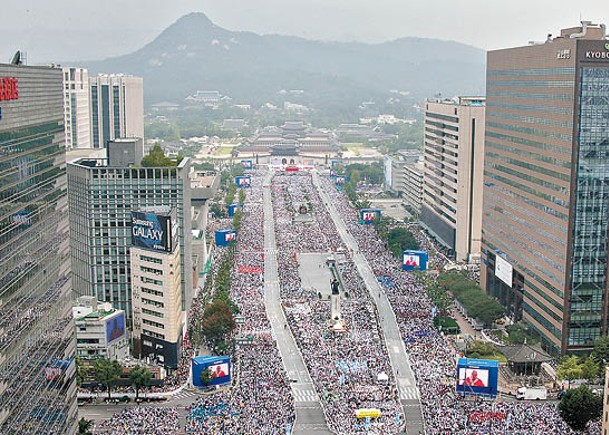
359,209,381,224
241,160,253,169
458,368,489,387
208,363,230,379
225,232,236,242
192,356,232,387
402,250,428,271
235,176,251,187
335,176,345,185
455,358,499,397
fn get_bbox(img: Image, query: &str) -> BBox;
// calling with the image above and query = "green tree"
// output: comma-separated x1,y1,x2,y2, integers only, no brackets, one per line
238,189,246,204
200,368,212,387
558,385,602,432
201,300,236,352
556,355,583,388
580,355,600,382
592,335,609,366
129,366,153,401
75,356,87,387
141,143,174,167
93,358,122,400
78,417,94,435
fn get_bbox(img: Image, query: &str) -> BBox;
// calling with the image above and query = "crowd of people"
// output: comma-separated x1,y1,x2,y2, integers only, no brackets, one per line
95,407,181,434
94,164,602,434
319,173,601,434
97,170,295,434
272,173,403,434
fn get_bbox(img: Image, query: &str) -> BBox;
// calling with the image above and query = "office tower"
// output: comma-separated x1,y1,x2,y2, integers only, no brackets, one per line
131,207,184,369
62,66,91,149
67,157,192,323
422,97,486,262
0,64,77,434
89,74,143,149
481,22,609,354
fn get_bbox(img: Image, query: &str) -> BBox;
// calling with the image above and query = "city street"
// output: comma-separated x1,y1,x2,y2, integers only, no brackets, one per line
312,170,424,434
262,171,333,434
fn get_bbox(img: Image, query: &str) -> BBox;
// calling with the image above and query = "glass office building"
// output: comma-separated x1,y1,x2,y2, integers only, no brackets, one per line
67,158,192,323
481,23,609,354
0,64,77,433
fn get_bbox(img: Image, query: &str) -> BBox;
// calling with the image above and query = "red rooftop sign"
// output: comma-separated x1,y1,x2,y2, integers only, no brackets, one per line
0,77,19,101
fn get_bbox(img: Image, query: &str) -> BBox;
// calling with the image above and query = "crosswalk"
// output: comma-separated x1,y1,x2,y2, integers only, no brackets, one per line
292,387,319,403
399,387,419,400
169,390,200,401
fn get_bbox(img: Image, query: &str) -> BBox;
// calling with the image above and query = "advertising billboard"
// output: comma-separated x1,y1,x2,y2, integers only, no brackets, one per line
335,176,345,186
359,208,381,224
235,175,251,188
495,254,513,287
241,160,253,170
106,313,126,344
192,356,231,387
131,211,176,253
402,250,428,271
215,229,237,247
228,204,242,217
455,358,499,398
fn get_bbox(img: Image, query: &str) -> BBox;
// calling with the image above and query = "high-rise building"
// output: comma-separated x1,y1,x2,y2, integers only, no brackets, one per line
130,207,183,369
89,74,143,149
67,157,192,322
422,97,486,262
62,66,91,149
481,22,609,354
0,64,77,434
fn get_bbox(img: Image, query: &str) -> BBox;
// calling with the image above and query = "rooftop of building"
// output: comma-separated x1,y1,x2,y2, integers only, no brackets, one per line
68,156,189,170
427,96,486,107
72,299,123,321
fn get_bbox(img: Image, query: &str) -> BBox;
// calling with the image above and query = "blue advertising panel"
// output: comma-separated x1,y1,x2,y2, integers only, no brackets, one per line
241,159,253,170
106,313,126,344
335,176,345,186
402,250,428,271
455,358,499,398
228,203,242,217
359,208,381,224
215,229,237,246
131,211,176,253
192,356,231,387
235,175,251,188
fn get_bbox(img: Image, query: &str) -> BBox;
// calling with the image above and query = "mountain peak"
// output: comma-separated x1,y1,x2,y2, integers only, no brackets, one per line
174,12,214,27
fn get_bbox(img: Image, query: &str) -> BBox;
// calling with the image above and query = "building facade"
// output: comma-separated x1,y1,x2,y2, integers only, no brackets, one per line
386,150,425,216
0,64,77,434
73,296,129,361
131,239,183,370
481,22,609,354
89,74,144,149
67,157,192,322
62,66,91,149
422,97,486,262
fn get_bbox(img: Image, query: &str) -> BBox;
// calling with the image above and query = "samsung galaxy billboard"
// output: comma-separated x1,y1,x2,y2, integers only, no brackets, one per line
131,210,177,253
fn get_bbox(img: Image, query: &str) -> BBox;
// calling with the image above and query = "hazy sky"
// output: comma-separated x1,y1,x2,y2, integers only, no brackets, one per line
1,0,607,63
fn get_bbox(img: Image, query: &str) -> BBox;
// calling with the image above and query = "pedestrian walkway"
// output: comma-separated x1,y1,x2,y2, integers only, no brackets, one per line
312,170,425,435
262,170,333,435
